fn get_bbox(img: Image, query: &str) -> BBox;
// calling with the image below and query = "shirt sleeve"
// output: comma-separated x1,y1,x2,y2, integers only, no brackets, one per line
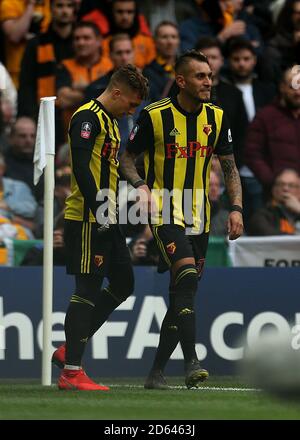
69,109,101,151
214,111,234,156
69,109,101,219
126,109,154,155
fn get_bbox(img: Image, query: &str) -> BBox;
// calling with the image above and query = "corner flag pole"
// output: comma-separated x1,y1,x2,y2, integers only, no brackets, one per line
33,96,56,386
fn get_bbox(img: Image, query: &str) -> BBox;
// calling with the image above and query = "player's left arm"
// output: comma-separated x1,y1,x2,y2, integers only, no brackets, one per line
215,112,244,240
218,154,244,239
120,110,155,214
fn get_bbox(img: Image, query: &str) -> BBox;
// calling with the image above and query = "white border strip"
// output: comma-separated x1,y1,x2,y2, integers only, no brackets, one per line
107,384,260,392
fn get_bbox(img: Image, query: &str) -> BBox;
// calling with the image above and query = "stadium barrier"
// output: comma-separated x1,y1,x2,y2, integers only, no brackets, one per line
0,266,299,379
228,236,300,267
4,234,300,268
0,236,230,267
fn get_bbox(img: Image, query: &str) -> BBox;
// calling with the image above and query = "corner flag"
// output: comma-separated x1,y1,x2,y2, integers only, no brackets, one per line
34,97,56,185
33,96,56,386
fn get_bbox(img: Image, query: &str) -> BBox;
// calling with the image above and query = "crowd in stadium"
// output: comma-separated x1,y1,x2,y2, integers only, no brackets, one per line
0,0,300,266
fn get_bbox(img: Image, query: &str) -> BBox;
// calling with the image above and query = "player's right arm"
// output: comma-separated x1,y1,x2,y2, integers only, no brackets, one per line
69,109,101,219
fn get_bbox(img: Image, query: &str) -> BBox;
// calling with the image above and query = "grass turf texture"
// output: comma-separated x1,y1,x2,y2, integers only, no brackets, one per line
0,377,300,420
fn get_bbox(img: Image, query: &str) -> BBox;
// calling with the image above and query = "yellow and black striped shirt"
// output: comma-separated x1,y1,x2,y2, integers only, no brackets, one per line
127,96,233,233
65,99,121,223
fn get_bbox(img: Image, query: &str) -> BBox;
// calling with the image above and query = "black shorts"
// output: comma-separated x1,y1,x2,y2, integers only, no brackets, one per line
64,220,131,275
151,224,209,277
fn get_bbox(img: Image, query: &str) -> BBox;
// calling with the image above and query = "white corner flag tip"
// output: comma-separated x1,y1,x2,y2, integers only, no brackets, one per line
33,96,56,186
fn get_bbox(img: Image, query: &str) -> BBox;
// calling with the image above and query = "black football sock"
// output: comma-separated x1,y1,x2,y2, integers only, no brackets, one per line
88,286,120,338
88,261,134,338
151,307,179,372
173,266,198,365
176,308,197,364
64,295,96,366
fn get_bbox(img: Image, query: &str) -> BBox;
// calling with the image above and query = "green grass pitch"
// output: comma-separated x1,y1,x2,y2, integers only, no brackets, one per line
1,377,300,420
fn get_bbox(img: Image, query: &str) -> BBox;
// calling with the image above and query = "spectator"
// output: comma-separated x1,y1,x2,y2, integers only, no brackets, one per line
102,0,156,69
85,33,145,151
209,169,230,236
56,21,112,138
85,33,135,99
129,225,159,265
4,116,41,199
0,62,17,121
243,0,273,40
79,0,115,36
55,141,71,172
245,66,300,192
225,37,276,225
129,236,149,264
35,173,70,238
248,168,300,235
226,38,276,117
138,0,196,33
179,0,263,54
0,151,37,236
264,0,300,84
143,21,179,102
79,0,151,37
196,37,248,169
0,0,51,87
0,99,6,154
22,212,66,265
18,0,75,119
0,215,33,266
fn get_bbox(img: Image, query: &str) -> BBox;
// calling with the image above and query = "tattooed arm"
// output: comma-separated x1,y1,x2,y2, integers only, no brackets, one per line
218,154,244,240
120,109,156,215
218,154,243,207
119,150,154,216
119,150,143,187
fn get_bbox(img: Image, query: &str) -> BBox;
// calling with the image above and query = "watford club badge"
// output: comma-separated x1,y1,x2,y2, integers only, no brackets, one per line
203,124,212,136
166,242,176,255
94,255,104,267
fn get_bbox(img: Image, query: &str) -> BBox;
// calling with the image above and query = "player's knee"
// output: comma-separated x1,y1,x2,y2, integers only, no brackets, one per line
172,265,198,315
74,274,100,304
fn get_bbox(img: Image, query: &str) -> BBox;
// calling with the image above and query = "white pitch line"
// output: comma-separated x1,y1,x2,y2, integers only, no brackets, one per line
107,384,260,392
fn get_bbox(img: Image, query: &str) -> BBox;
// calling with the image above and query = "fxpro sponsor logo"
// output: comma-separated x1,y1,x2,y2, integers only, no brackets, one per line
0,296,299,361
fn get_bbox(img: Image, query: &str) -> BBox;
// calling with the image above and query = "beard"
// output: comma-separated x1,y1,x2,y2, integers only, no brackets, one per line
192,91,211,103
199,97,211,103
